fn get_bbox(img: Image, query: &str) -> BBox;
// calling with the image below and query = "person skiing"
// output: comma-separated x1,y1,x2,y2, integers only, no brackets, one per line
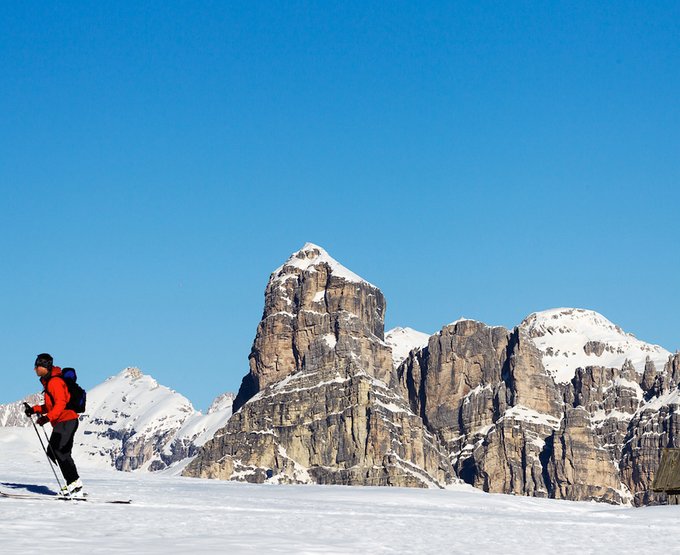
24,353,84,496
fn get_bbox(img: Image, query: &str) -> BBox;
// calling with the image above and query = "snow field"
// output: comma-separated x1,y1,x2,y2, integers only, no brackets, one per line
2,428,679,554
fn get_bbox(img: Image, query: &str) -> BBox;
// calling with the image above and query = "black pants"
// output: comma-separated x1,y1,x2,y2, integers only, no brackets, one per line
47,419,80,485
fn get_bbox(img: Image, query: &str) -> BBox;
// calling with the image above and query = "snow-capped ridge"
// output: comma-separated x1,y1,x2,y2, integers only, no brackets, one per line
72,367,234,472
441,317,507,330
521,307,672,383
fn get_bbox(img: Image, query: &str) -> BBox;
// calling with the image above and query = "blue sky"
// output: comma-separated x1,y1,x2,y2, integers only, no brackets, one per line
2,2,678,410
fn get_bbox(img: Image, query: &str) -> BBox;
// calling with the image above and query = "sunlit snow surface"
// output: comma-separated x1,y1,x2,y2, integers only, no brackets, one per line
1,428,678,554
385,327,431,368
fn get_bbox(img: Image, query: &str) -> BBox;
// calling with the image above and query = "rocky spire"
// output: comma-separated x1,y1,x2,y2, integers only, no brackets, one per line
233,243,391,413
186,243,454,487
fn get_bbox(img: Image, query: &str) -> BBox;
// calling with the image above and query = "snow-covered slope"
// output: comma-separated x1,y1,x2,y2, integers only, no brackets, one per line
75,367,233,471
385,327,431,368
521,308,672,383
173,392,235,450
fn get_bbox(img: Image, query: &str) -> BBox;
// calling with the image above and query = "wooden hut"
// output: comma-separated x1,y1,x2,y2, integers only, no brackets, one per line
652,448,680,504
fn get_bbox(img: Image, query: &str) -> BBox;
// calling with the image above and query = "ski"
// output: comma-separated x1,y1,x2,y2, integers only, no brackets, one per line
0,490,131,504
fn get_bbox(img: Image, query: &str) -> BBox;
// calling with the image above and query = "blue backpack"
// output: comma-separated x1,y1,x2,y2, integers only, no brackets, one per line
60,367,87,414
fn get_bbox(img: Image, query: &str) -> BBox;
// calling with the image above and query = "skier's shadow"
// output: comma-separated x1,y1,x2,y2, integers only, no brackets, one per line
1,482,56,495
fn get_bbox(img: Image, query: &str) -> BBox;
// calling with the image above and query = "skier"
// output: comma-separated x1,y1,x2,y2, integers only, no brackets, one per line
24,353,84,497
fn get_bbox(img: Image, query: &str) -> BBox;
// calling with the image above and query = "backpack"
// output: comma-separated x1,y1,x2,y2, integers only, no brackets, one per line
60,367,87,414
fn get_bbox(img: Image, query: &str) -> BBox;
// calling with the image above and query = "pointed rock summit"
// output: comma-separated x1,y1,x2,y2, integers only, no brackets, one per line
232,243,391,413
273,242,373,285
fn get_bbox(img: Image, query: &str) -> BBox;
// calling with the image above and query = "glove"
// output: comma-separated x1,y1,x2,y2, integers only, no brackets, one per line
24,404,35,417
36,416,49,426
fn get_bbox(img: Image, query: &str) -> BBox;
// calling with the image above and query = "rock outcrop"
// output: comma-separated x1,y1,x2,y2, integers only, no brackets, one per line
395,310,679,505
185,244,454,487
185,363,453,487
545,407,625,503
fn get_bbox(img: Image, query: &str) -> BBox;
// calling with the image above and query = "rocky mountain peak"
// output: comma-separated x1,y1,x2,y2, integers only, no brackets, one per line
122,367,145,380
232,243,391,413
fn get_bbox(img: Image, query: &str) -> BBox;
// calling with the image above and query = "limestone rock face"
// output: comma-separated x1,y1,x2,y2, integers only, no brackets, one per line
464,413,557,498
620,353,680,505
187,244,453,488
185,363,453,487
233,243,392,413
545,407,625,504
395,320,510,445
396,320,628,503
569,362,643,463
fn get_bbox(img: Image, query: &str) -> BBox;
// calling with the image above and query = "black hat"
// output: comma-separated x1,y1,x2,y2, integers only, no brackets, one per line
35,353,53,370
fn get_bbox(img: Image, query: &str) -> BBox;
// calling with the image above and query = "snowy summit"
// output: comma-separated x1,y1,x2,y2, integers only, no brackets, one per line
273,243,374,287
521,308,672,383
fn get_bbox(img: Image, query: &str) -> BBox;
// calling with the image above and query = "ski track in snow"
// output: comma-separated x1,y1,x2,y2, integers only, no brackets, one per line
1,427,678,554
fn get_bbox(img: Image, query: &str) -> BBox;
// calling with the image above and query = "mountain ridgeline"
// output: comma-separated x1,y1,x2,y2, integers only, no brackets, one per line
183,243,678,506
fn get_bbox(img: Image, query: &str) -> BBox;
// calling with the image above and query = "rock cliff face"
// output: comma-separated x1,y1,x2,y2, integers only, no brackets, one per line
394,319,624,502
185,244,453,487
396,310,676,505
619,353,680,505
185,363,453,487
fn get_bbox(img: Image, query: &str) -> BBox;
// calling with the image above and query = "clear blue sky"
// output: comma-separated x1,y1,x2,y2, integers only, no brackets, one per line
2,1,678,410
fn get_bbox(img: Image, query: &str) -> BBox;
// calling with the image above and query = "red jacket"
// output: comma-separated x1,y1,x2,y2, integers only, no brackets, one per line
32,366,79,424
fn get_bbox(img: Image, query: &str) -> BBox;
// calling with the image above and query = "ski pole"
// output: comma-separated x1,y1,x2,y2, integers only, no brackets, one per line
23,402,70,498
